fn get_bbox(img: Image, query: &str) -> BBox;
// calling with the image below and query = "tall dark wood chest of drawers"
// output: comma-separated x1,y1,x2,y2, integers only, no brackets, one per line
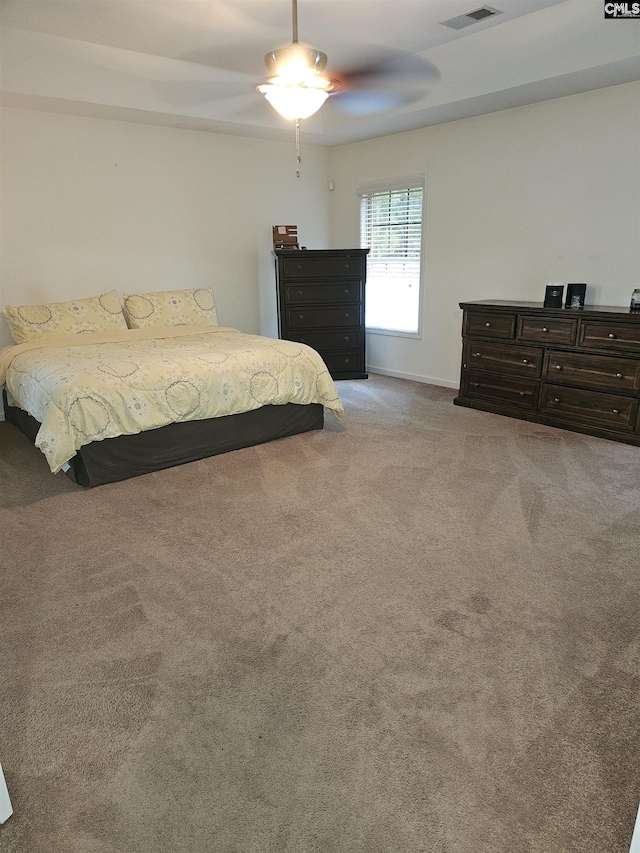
454,300,640,446
274,248,369,380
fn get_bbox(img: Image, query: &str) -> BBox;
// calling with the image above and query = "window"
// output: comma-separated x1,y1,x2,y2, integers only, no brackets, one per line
359,177,425,335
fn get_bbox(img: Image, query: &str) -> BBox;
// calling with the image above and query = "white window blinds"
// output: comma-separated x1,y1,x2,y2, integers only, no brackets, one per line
359,179,424,334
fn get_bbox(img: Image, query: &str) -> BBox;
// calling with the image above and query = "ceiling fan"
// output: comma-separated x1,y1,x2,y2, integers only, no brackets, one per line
254,0,439,175
254,0,338,176
255,0,339,123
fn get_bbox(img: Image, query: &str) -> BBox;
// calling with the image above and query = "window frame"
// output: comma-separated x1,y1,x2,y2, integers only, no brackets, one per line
358,174,426,340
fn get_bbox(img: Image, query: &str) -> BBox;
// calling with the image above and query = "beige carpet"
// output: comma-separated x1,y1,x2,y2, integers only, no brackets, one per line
1,374,639,853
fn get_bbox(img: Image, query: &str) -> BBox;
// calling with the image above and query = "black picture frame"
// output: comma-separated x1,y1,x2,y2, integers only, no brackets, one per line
543,284,564,308
565,283,586,308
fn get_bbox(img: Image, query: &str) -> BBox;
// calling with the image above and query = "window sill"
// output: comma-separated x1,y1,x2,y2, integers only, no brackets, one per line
366,327,422,340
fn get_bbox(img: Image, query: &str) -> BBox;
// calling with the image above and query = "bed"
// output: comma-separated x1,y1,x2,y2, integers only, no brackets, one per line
0,325,343,487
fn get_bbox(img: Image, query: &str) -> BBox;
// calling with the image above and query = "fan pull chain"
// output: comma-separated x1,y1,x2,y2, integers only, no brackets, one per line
295,119,301,178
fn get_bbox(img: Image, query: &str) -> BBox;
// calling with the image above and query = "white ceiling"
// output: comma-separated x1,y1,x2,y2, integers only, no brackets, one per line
1,0,639,145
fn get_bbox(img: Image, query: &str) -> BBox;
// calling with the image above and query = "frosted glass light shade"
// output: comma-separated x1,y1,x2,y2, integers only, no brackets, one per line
261,84,329,121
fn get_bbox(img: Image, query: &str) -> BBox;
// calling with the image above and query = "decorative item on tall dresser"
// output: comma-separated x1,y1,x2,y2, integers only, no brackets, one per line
543,283,564,308
274,248,369,380
273,225,299,251
454,300,640,446
631,289,640,312
565,283,586,309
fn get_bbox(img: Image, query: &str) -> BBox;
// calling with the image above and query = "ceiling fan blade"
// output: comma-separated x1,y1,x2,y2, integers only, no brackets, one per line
331,49,440,115
330,90,422,116
149,79,258,109
56,37,264,110
55,36,258,85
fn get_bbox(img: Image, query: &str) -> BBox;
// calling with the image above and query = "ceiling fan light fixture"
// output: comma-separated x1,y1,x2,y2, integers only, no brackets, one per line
256,1,338,122
256,49,338,121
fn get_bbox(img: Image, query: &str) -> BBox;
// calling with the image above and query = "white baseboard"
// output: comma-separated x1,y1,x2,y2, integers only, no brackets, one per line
366,365,459,389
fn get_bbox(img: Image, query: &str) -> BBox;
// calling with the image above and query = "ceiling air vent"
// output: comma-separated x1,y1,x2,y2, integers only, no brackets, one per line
441,6,502,30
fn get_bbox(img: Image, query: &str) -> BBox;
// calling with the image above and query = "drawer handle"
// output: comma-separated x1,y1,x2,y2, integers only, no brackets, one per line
519,391,525,397
472,382,479,388
344,288,350,294
298,314,304,319
475,352,482,357
485,322,492,327
555,365,562,371
297,290,303,295
609,333,616,339
344,358,350,364
344,313,350,318
542,327,550,333
613,409,620,415
343,263,350,269
343,335,350,341
553,397,561,403
296,264,303,270
616,372,623,378
522,359,530,364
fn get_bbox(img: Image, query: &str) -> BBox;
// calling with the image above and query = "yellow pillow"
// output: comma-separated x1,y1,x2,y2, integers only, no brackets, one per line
4,290,128,343
123,287,219,329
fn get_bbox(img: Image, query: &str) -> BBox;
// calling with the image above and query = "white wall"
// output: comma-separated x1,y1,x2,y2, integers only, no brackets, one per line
2,83,639,407
328,82,640,387
0,108,331,353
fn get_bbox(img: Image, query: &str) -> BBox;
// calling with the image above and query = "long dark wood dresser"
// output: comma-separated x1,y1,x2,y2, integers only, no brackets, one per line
274,248,369,380
454,300,640,446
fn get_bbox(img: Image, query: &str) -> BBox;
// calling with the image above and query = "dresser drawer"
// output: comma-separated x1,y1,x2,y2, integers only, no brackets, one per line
288,328,362,350
544,350,640,392
287,305,362,329
320,350,364,374
579,321,640,353
282,255,364,279
464,310,515,339
284,280,362,304
463,340,542,376
517,316,577,345
541,384,639,431
462,370,539,409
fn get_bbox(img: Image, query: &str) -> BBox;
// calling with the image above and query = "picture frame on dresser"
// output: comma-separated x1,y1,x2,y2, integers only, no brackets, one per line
543,284,564,308
454,299,640,446
565,283,587,309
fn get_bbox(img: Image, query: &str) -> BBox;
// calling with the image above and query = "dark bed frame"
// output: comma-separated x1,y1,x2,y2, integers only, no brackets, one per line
2,390,323,487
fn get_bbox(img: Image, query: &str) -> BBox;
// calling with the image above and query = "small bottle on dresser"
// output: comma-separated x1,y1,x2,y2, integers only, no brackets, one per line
631,289,640,312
